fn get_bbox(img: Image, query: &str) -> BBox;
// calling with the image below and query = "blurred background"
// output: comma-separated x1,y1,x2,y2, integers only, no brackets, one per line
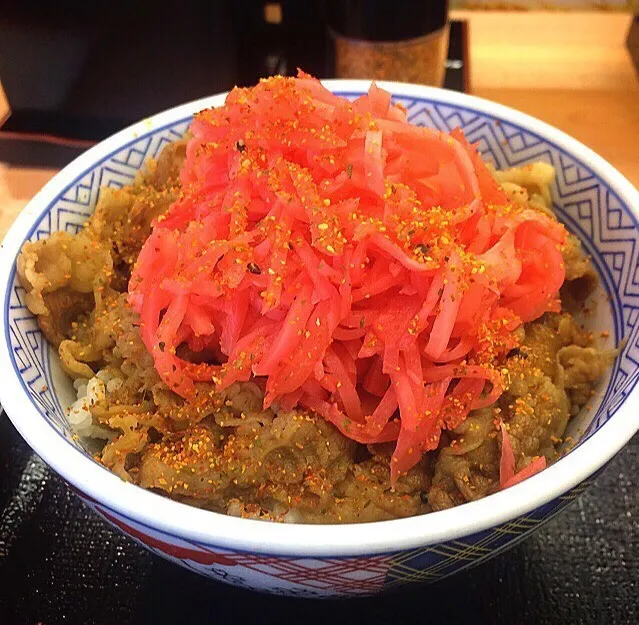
0,1,637,233
453,0,634,6
1,1,636,233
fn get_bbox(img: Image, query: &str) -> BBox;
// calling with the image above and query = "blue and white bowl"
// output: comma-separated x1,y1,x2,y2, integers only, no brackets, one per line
1,81,638,597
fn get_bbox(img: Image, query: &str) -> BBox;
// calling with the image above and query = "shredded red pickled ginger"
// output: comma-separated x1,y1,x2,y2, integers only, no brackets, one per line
129,73,566,483
500,422,547,489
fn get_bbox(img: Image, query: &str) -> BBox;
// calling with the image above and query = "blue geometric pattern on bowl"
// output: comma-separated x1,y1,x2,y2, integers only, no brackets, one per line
77,469,600,597
4,93,638,596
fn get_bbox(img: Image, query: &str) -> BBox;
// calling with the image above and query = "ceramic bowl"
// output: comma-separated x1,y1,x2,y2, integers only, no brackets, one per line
1,80,638,597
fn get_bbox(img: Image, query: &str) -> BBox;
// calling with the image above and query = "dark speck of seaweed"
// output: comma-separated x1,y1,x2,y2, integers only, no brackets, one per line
507,347,527,359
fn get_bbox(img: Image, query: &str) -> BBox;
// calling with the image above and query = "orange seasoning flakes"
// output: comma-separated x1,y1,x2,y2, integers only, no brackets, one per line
128,72,568,483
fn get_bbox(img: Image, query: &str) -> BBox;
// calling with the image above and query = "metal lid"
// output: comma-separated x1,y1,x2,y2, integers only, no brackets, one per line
327,0,448,42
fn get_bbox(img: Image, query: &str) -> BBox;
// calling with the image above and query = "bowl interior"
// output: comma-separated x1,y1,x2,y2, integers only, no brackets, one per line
4,89,637,497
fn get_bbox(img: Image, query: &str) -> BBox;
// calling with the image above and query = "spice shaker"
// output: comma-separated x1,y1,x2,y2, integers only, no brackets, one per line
327,0,449,86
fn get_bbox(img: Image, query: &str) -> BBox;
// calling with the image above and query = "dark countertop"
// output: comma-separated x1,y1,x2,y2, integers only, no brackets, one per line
0,413,637,625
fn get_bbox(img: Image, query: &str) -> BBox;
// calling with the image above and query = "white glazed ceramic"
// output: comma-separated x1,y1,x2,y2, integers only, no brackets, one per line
1,80,638,597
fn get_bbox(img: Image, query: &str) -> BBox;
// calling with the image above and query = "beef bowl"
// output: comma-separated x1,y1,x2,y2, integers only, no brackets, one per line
1,79,638,597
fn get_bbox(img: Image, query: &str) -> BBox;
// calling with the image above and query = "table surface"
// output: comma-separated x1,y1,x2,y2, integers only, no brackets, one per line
1,10,638,625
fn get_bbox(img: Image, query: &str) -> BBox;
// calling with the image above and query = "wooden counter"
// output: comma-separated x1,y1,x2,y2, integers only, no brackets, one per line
459,11,639,189
0,11,637,237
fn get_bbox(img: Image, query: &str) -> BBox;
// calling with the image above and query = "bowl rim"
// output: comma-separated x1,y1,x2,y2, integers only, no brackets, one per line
1,79,638,558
